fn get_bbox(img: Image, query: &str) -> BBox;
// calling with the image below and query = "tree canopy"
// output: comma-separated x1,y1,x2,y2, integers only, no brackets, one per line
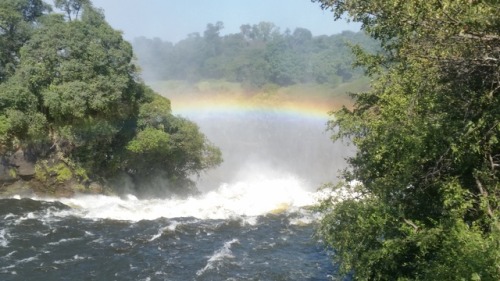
0,0,50,83
0,0,222,196
132,23,379,89
315,0,500,279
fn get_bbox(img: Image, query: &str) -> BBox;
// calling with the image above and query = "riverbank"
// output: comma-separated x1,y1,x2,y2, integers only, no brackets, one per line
0,150,106,198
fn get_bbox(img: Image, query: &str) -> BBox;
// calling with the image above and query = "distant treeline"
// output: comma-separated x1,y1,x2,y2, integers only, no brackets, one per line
132,22,379,88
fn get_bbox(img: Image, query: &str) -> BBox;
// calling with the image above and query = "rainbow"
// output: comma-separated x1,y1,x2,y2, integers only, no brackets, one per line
164,93,348,120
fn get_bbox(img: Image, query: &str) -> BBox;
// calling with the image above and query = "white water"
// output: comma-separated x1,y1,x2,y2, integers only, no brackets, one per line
6,107,351,223
197,238,240,276
25,172,327,222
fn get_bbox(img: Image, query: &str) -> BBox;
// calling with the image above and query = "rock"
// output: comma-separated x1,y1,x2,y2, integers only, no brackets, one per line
88,182,104,194
9,150,35,179
0,181,36,197
0,158,17,182
0,149,112,197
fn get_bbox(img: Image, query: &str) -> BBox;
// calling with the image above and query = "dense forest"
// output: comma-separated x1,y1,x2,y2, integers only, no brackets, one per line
0,0,222,197
316,0,500,280
132,23,378,89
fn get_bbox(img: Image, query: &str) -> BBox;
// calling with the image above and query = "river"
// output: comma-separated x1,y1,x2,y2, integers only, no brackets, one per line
0,187,336,280
0,97,351,280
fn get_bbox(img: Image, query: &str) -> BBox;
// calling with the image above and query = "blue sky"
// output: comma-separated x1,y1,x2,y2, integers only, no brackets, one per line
90,0,361,43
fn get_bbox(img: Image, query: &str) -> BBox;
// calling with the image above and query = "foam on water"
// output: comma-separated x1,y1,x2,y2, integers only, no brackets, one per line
48,237,84,246
53,255,87,265
41,173,321,222
196,238,240,276
0,229,9,247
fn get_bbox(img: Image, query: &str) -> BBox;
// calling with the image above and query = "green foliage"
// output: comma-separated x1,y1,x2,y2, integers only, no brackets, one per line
0,0,50,82
35,161,72,183
0,0,222,196
137,93,171,129
126,97,223,191
0,115,9,141
127,127,170,154
34,162,47,182
18,9,137,125
25,112,49,146
314,0,500,280
132,25,379,87
53,163,72,183
54,0,88,21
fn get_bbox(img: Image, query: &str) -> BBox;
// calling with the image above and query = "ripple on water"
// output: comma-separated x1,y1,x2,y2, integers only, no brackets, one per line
196,238,241,277
0,196,338,280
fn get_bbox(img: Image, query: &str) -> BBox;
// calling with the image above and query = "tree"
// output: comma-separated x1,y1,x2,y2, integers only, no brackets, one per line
54,0,89,21
292,27,312,45
203,21,224,57
8,5,140,169
251,22,280,42
130,22,376,87
0,1,222,196
125,94,222,194
0,0,50,82
313,0,500,279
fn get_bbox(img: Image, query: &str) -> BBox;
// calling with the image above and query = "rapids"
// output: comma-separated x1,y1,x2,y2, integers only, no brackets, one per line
0,95,351,280
29,172,322,222
0,179,339,280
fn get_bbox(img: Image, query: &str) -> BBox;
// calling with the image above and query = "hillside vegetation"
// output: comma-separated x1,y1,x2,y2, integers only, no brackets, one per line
0,0,222,197
132,23,378,91
315,0,500,279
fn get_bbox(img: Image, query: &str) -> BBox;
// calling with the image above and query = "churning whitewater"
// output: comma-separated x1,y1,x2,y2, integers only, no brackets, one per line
0,102,350,280
40,172,320,222
0,176,337,280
